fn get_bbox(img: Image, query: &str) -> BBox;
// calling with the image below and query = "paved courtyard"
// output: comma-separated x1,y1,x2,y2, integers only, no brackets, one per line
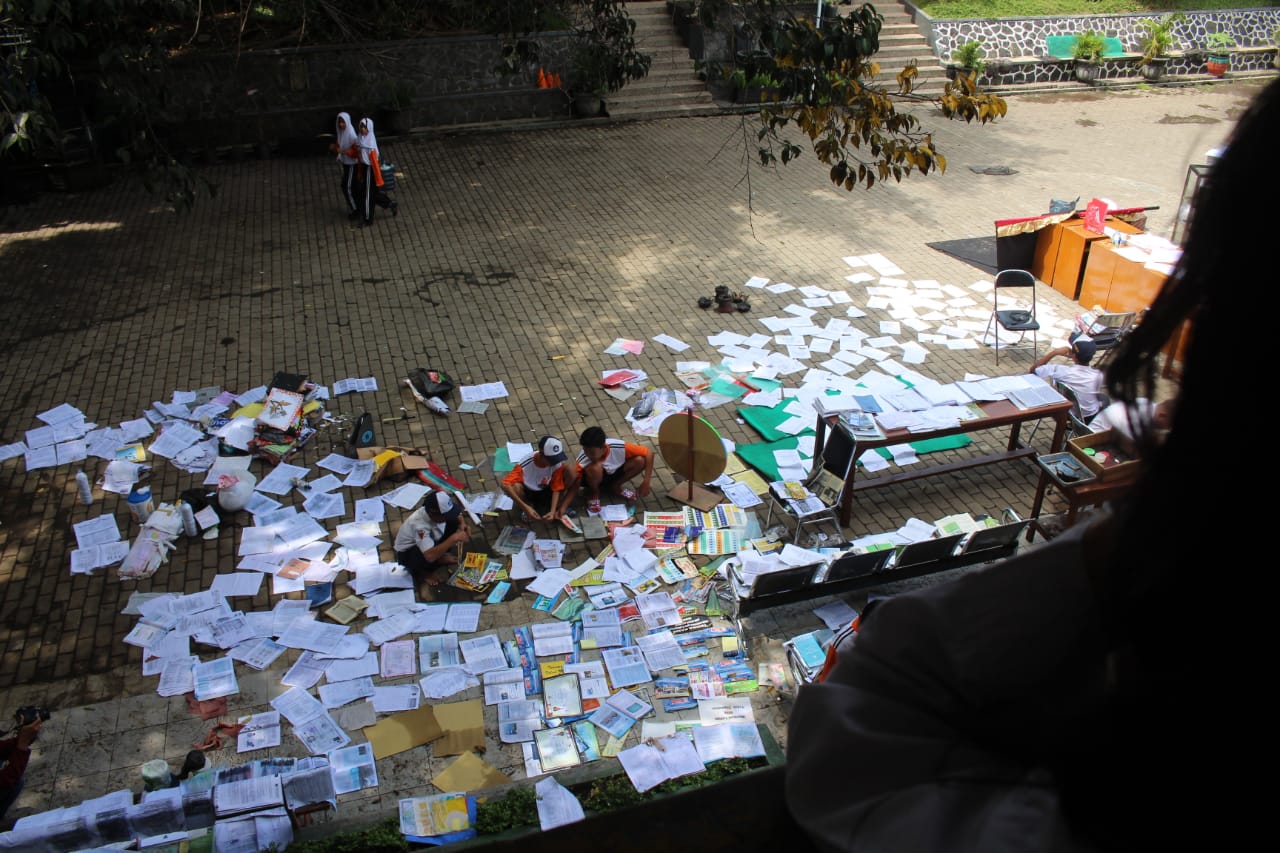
0,80,1262,836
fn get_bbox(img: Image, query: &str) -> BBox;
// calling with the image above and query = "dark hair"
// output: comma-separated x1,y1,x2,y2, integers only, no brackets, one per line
1057,77,1279,851
579,426,606,448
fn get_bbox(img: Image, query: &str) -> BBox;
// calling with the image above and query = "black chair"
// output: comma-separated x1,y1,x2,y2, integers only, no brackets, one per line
958,510,1029,559
889,533,965,570
764,426,856,546
822,549,893,583
985,269,1041,364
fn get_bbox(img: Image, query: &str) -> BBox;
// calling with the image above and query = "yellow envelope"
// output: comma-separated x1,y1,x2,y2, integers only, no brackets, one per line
433,751,510,793
365,705,443,760
431,699,485,756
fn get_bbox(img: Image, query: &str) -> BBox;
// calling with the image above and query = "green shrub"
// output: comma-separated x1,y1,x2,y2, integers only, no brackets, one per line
1205,31,1236,54
950,39,986,72
475,786,539,835
286,817,408,853
1072,30,1106,62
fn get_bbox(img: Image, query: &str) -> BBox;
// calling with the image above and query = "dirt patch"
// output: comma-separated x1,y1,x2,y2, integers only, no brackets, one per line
1076,118,1098,127
1157,114,1220,125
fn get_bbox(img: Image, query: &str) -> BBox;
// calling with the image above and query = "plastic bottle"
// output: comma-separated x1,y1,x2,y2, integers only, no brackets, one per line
425,397,450,416
75,470,93,505
180,501,198,537
127,483,153,524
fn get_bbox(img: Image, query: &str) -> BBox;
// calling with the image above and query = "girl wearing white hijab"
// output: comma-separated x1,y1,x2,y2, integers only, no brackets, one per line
355,116,397,227
329,112,360,219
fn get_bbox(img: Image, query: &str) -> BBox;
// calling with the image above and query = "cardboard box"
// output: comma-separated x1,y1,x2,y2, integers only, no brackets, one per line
1067,430,1141,482
356,446,429,483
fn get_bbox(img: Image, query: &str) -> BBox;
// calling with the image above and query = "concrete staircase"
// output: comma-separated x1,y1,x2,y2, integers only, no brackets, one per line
605,1,719,120
607,2,947,121
874,2,949,95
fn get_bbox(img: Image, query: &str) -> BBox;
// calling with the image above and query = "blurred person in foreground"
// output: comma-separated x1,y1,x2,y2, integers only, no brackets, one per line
783,79,1272,852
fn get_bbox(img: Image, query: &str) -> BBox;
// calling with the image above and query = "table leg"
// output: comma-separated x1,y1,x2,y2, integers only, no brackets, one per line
1028,468,1051,542
1048,412,1068,452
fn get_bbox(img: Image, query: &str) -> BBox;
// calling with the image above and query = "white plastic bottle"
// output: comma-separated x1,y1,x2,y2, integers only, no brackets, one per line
75,470,93,505
180,501,198,537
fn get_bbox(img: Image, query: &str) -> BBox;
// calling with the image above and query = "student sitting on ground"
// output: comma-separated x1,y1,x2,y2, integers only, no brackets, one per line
393,491,470,594
502,436,576,524
576,426,654,515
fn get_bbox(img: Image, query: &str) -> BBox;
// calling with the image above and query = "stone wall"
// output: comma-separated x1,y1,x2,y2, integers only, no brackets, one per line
160,33,576,150
903,4,1280,88
911,5,1280,60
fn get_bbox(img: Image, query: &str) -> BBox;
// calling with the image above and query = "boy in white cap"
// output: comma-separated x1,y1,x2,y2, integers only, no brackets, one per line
394,490,471,593
501,435,577,524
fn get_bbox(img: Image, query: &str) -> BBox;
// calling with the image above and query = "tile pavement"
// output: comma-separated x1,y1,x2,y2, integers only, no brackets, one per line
0,80,1262,833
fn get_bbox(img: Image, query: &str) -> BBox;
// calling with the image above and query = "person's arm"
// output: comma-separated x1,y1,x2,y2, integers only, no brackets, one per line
0,721,40,790
421,520,470,563
1030,346,1070,374
502,470,540,519
633,445,655,497
369,148,382,184
546,467,568,519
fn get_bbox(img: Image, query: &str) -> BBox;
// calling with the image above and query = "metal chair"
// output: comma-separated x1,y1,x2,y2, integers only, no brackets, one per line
763,428,855,546
985,269,1041,364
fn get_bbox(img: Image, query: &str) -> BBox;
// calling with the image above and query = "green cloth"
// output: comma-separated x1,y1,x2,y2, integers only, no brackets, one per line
736,434,974,483
709,377,749,399
738,401,814,443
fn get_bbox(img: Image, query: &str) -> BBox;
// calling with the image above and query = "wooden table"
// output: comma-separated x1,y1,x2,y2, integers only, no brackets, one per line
1027,454,1135,541
814,399,1073,527
1032,218,1142,300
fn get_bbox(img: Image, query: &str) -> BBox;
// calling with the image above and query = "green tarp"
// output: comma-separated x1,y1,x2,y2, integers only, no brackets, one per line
736,434,973,483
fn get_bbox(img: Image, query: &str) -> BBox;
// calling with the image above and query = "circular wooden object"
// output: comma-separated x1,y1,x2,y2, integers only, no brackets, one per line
657,413,727,483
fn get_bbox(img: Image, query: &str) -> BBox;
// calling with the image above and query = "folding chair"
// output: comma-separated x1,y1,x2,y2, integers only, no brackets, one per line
985,269,1041,364
957,509,1029,560
887,533,965,571
820,549,893,584
763,426,855,546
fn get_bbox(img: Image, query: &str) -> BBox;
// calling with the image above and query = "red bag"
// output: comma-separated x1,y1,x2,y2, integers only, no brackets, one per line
1082,197,1112,234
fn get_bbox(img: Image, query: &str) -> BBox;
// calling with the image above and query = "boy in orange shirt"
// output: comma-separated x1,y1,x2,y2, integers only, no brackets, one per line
576,426,654,515
502,436,577,524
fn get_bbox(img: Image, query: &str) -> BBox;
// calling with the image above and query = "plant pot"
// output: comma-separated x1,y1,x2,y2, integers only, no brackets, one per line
571,93,605,118
1205,54,1230,77
1139,59,1168,82
1073,60,1102,84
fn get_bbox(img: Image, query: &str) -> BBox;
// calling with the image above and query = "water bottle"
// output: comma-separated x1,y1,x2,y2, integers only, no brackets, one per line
75,470,93,506
180,501,198,537
127,484,153,524
425,396,450,416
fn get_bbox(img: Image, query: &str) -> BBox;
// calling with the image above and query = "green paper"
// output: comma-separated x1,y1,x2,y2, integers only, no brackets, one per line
493,447,514,473
709,377,748,399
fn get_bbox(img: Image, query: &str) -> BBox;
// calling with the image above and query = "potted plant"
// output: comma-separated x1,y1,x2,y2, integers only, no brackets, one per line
1071,30,1106,84
1205,32,1235,77
568,0,652,118
1136,14,1184,82
948,39,986,81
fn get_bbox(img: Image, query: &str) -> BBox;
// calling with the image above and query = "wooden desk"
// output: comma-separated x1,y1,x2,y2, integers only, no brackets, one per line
1032,219,1141,300
814,399,1073,527
1078,242,1167,314
1027,455,1134,541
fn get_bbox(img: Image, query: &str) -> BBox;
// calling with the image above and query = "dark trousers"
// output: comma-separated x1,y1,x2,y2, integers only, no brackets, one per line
340,163,359,214
360,177,393,224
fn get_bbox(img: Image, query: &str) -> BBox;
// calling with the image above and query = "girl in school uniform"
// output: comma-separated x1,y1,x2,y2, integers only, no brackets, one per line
329,112,360,219
355,116,397,227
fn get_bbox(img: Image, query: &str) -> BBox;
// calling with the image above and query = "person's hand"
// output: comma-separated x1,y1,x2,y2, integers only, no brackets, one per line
454,528,471,545
16,718,42,749
638,481,651,498
328,143,339,154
